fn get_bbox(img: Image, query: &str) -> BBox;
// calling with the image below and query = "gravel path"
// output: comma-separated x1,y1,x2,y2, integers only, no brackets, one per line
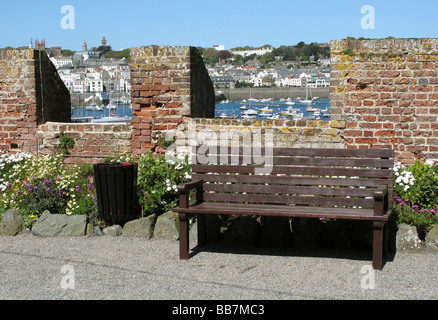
1,234,437,300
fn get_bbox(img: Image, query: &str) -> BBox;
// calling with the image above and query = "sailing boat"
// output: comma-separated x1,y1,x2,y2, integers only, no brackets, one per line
300,85,313,105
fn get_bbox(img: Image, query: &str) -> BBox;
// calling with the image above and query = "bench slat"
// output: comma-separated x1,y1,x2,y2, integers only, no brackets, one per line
192,165,393,178
175,202,391,221
193,146,394,159
200,192,375,207
193,156,394,168
193,173,394,188
203,183,378,197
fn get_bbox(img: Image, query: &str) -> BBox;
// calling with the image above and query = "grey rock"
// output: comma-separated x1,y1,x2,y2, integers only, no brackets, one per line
32,211,87,237
103,225,123,237
154,211,179,241
396,223,423,251
123,215,156,239
93,226,103,236
1,209,25,236
426,224,438,251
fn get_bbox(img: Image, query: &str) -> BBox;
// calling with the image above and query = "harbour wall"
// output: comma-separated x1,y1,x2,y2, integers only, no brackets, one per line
217,87,330,101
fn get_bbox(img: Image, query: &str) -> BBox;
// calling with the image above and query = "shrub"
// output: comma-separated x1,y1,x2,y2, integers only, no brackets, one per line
137,151,191,216
393,160,438,236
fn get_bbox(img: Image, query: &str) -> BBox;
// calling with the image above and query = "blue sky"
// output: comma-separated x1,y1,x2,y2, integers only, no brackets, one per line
1,0,438,50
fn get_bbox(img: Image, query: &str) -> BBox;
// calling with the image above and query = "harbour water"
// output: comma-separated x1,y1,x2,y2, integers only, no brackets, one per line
71,99,330,123
71,104,133,123
215,98,330,120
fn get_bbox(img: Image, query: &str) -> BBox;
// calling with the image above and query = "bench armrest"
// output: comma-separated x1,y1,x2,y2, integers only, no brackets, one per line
178,179,203,194
374,185,388,216
178,179,203,208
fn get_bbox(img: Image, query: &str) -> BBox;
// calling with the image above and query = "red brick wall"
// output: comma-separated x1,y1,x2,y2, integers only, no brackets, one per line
38,122,132,165
330,39,438,164
0,49,70,153
129,46,214,155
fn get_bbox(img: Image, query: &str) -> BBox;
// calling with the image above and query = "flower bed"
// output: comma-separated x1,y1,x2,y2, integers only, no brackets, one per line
1,150,191,230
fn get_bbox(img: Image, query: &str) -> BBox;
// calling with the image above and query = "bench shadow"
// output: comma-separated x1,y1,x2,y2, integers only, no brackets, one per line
189,242,396,268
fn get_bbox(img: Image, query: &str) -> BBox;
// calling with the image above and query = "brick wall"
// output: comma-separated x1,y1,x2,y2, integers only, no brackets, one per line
129,46,214,155
38,122,132,165
330,38,438,164
0,49,70,153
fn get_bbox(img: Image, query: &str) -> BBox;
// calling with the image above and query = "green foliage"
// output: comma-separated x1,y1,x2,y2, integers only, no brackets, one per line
137,151,191,216
55,131,75,155
342,48,354,55
393,161,438,236
104,48,130,61
272,42,330,61
394,161,438,210
156,132,176,150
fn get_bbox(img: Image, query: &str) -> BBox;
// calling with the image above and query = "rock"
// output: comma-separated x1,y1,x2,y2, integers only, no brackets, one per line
93,226,103,236
259,216,293,247
123,215,156,239
32,211,87,237
154,211,179,241
1,209,25,236
86,223,94,236
426,225,438,251
102,225,123,237
396,223,423,251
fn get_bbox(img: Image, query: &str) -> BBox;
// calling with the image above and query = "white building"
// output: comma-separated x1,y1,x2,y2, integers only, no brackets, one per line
50,56,73,68
231,46,274,58
212,45,226,51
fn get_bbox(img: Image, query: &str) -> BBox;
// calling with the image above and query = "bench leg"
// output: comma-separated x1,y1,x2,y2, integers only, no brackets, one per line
197,214,207,247
178,213,190,260
372,221,384,270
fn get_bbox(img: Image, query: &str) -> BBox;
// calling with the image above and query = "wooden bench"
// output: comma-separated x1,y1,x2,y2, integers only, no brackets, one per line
174,147,394,270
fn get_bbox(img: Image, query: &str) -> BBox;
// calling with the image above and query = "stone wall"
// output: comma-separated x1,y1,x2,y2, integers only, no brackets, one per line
0,49,70,153
330,38,438,164
179,118,346,152
129,46,215,155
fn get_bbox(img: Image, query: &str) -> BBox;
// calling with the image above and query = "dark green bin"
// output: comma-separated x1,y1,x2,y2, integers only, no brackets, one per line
93,162,140,225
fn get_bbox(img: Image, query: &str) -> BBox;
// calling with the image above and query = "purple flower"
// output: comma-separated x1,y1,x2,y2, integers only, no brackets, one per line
87,183,93,190
76,185,82,193
58,187,63,199
43,177,51,186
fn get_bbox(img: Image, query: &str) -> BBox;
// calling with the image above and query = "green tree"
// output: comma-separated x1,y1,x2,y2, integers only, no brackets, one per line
202,48,220,65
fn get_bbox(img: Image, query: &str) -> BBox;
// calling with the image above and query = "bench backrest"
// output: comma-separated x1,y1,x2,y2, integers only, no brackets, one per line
191,147,394,209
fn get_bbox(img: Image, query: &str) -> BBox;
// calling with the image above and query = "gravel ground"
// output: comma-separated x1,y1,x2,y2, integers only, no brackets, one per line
0,234,437,301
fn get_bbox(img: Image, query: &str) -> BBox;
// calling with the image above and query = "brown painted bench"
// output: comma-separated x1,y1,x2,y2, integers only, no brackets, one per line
174,147,394,270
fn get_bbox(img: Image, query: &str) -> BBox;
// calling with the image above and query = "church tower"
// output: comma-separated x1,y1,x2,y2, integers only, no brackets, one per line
83,40,87,51
101,36,107,47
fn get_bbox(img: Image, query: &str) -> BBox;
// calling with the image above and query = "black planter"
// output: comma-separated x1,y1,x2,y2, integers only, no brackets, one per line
93,162,140,225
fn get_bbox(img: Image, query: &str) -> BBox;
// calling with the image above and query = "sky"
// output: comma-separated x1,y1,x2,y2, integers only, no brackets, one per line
1,0,438,51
